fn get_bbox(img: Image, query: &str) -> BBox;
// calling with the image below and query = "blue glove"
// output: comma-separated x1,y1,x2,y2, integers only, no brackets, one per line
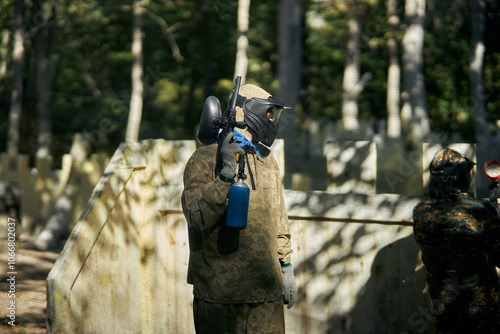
281,265,297,309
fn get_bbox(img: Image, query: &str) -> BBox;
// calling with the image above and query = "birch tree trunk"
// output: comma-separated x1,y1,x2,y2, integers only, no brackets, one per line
470,0,489,198
470,0,487,145
386,0,401,138
0,30,9,94
341,0,361,132
7,0,25,156
234,0,251,84
401,0,429,146
125,0,144,143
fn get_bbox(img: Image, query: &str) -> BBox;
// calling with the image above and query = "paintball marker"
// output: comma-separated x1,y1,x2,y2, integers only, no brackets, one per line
197,76,249,229
484,159,500,210
484,159,500,183
197,76,246,176
214,76,246,178
197,76,245,146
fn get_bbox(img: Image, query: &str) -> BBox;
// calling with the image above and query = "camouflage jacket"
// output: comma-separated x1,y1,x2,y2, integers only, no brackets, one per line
181,143,292,304
413,176,500,332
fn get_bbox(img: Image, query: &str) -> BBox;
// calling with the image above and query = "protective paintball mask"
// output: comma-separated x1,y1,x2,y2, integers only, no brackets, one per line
236,95,290,147
430,154,475,193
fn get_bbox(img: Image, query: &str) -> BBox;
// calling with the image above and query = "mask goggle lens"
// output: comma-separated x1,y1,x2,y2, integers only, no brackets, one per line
245,98,288,125
265,106,283,125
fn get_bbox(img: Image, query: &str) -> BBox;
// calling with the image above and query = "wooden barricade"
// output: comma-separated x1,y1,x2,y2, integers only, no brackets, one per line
46,139,196,333
0,151,108,236
46,139,438,334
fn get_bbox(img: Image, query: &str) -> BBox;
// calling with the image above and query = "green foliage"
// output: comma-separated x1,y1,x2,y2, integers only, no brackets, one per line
483,0,500,129
302,1,346,120
423,0,500,140
246,2,279,93
0,0,500,164
424,0,473,139
301,0,391,125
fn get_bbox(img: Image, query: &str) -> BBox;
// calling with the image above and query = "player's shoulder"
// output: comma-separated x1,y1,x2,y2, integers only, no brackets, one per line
413,198,433,213
460,194,490,211
184,144,217,174
190,143,217,160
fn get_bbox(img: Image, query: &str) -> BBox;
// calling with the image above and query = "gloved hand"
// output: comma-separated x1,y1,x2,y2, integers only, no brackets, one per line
488,182,498,208
219,133,244,179
489,182,499,213
281,265,297,309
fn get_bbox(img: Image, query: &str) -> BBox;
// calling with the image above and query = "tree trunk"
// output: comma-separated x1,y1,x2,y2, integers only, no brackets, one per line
125,0,144,143
0,30,9,94
470,0,489,198
277,0,302,186
35,0,57,158
401,0,429,146
341,0,361,132
234,0,251,84
32,133,91,250
386,0,401,138
470,0,487,145
7,0,25,156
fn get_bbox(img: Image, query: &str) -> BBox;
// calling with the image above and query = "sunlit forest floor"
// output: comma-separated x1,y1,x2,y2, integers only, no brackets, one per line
0,237,59,334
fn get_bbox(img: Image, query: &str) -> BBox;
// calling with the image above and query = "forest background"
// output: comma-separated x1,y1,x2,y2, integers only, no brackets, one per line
1,1,500,331
0,0,500,176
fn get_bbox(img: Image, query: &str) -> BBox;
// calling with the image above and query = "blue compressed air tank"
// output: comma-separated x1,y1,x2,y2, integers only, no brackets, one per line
225,178,250,229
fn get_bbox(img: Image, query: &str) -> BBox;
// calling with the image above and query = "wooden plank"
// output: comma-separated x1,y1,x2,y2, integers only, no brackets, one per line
284,190,423,225
325,141,376,194
46,143,133,333
36,155,54,231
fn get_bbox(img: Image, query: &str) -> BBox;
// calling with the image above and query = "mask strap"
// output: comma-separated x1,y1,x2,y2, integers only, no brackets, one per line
236,95,247,107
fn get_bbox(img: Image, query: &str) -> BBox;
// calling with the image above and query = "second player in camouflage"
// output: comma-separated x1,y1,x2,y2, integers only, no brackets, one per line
413,148,500,333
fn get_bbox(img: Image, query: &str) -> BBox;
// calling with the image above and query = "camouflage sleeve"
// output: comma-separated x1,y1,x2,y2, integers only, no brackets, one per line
278,232,293,266
274,157,292,266
479,202,500,267
181,146,231,232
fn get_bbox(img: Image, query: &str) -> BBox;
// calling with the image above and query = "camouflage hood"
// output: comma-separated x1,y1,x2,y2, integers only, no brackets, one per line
235,84,289,147
428,148,475,199
235,84,272,125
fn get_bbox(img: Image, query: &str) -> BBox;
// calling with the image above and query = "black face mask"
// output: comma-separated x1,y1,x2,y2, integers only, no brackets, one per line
433,158,475,193
236,95,289,147
456,160,475,192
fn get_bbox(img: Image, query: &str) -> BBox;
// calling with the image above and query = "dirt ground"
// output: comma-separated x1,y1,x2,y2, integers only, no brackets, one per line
0,236,60,334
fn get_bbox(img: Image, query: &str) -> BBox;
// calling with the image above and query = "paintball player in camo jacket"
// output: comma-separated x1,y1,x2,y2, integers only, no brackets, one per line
413,148,500,334
181,84,297,334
